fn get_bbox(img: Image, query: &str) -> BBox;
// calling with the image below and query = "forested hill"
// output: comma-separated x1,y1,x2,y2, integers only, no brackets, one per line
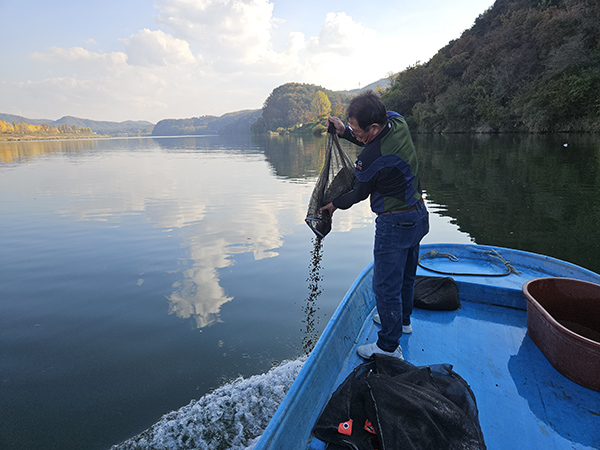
151,109,262,136
252,83,354,133
381,0,600,133
0,113,154,136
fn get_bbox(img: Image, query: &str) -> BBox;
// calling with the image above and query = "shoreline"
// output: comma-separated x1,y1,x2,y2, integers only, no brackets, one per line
0,133,111,142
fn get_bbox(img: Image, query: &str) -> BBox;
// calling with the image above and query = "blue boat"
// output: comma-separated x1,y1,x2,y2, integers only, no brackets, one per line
255,243,600,449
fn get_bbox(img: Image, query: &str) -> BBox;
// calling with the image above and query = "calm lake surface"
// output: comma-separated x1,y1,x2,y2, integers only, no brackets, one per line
1,133,599,449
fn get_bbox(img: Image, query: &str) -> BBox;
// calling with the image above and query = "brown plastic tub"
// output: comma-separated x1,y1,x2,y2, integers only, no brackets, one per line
523,277,600,391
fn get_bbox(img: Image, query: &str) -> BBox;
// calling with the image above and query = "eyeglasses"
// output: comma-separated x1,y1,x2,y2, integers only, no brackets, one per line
347,123,371,138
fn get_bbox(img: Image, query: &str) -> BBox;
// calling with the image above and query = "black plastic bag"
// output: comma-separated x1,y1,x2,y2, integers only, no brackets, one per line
414,275,461,311
305,126,355,238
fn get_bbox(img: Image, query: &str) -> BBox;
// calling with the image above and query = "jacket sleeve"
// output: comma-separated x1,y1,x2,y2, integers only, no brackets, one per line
332,175,374,210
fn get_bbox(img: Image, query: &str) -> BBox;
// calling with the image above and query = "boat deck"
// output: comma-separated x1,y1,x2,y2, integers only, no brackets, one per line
309,301,600,449
256,245,600,450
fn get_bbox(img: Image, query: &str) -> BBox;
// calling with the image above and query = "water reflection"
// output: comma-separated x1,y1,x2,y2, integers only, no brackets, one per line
168,240,232,328
3,132,599,333
260,134,361,180
0,135,374,330
415,133,600,273
0,138,102,163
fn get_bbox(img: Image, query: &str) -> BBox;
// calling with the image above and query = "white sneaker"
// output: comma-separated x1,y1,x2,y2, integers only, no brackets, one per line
372,314,413,334
357,342,403,360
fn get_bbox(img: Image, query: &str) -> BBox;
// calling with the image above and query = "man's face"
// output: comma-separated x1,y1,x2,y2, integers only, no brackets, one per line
348,117,379,144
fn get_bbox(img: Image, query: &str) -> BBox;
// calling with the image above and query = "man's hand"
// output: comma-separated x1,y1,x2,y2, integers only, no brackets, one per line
327,116,345,136
320,202,337,218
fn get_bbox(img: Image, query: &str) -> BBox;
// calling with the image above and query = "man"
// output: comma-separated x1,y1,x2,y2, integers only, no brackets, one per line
321,91,429,360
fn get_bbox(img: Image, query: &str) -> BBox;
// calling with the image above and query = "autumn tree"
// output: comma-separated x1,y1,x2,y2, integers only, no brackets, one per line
0,120,15,133
256,82,353,132
0,119,97,136
311,90,332,118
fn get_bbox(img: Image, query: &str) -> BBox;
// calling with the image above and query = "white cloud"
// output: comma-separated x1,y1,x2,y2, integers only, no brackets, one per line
308,12,374,57
7,69,171,121
7,3,384,122
254,11,386,91
157,0,276,65
8,1,387,122
121,28,197,67
3,0,495,122
5,1,428,122
30,46,127,68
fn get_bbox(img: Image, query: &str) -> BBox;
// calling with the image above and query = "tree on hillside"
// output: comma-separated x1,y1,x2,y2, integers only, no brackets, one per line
382,64,427,129
0,119,94,136
260,83,318,130
254,82,353,133
311,91,332,118
0,120,15,133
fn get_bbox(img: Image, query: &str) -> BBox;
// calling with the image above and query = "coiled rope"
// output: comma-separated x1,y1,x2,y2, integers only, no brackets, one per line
418,249,521,277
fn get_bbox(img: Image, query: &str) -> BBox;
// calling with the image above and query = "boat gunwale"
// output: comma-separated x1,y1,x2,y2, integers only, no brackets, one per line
420,243,600,282
418,243,600,310
255,262,375,449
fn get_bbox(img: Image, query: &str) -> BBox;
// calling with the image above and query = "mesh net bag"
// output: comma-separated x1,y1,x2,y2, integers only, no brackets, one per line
313,355,486,450
305,126,356,238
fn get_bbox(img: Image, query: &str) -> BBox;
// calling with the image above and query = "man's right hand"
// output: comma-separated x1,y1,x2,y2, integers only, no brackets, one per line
327,116,345,136
320,202,337,218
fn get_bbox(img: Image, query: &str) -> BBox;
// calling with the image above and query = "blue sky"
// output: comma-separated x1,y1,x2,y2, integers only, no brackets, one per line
0,0,493,123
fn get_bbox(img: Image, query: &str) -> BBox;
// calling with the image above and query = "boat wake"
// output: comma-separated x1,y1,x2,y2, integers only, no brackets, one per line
111,357,305,450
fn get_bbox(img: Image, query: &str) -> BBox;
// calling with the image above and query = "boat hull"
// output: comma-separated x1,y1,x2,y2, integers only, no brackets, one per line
255,244,600,450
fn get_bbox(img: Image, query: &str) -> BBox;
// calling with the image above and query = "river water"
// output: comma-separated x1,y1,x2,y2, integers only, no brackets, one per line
1,133,599,449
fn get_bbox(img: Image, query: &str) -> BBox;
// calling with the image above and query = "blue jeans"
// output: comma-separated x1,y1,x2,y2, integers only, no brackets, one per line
373,203,429,351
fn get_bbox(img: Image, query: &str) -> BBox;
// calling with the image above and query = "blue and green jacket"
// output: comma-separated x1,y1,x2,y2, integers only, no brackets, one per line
332,111,423,214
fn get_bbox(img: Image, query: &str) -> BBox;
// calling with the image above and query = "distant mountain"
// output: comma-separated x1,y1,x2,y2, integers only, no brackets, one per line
0,113,53,126
337,77,392,95
54,116,154,135
0,113,154,136
151,109,262,136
